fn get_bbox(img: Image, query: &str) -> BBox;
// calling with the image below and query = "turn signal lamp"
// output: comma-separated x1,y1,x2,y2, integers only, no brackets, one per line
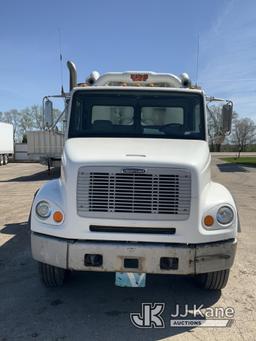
53,211,64,223
204,215,214,227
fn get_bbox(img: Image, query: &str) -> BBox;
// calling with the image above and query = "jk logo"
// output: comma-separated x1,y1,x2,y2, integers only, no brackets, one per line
130,303,165,328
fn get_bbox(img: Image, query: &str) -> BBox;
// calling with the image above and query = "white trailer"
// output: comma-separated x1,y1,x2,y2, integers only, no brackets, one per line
30,61,238,290
0,122,14,166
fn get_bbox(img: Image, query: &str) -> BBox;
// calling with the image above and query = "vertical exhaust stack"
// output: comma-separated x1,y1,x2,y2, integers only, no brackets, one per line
67,61,77,91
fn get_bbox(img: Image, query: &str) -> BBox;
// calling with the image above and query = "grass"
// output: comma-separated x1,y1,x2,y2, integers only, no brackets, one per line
221,157,256,167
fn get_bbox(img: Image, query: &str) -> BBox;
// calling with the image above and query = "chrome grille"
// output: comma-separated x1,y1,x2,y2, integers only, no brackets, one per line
77,167,191,220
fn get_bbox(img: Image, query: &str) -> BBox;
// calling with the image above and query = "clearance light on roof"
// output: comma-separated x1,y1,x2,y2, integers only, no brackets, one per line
130,74,149,82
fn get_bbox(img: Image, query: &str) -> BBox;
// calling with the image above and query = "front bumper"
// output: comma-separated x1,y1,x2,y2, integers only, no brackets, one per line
31,232,237,275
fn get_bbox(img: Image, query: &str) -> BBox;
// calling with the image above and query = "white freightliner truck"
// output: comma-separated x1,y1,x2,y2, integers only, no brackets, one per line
30,61,238,290
0,122,14,166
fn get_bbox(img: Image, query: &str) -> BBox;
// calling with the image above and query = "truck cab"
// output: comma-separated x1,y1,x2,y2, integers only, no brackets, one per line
30,62,237,290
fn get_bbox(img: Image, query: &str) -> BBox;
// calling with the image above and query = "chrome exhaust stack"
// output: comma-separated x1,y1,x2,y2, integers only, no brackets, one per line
67,61,77,91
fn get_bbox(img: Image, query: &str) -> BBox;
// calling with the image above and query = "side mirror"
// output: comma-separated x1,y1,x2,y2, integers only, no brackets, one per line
43,99,53,128
222,101,233,134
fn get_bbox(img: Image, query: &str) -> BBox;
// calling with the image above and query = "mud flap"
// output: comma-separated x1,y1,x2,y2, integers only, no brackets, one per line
115,272,146,287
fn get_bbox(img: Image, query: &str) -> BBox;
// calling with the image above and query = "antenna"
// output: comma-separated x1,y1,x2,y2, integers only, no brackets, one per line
58,28,64,94
195,34,200,85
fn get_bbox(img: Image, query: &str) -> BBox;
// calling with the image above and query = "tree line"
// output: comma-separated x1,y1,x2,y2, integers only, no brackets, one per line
208,106,256,154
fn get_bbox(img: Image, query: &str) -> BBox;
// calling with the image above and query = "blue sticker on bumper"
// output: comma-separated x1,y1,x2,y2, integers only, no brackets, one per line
115,272,146,287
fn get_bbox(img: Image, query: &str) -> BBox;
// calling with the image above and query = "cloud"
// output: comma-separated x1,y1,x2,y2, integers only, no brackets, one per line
198,0,256,120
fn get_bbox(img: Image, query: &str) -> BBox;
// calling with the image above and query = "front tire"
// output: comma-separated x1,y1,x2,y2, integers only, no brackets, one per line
0,155,3,166
195,269,230,290
39,262,66,287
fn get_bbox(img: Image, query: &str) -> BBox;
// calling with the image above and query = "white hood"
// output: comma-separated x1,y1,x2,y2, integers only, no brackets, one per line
64,138,210,170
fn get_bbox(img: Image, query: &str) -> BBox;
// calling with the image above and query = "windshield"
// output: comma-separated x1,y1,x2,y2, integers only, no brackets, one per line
68,90,205,140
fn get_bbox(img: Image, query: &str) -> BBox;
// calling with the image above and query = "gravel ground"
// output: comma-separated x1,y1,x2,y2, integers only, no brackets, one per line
0,160,255,341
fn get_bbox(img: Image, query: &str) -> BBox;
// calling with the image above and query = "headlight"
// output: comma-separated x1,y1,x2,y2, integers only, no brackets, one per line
36,201,51,219
216,206,234,225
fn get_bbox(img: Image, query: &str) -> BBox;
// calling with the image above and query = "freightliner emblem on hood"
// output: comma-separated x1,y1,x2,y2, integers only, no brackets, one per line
122,168,146,174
